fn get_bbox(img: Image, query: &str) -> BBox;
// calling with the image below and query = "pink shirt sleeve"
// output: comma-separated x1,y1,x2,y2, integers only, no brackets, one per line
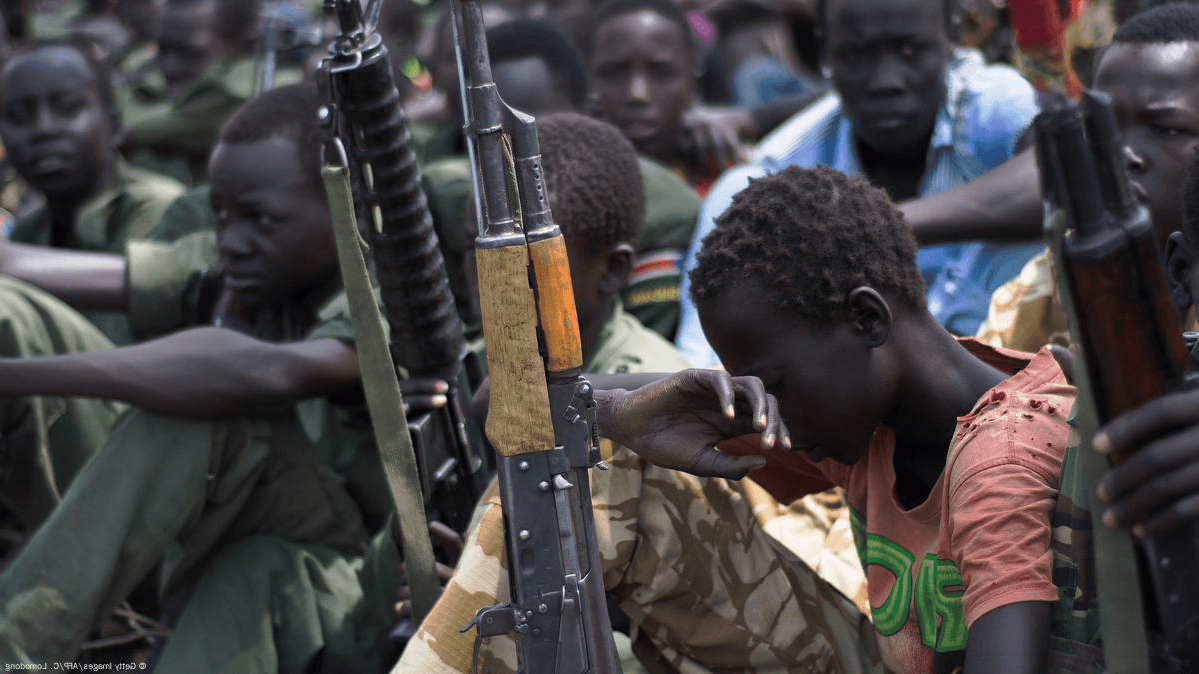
946,404,1066,627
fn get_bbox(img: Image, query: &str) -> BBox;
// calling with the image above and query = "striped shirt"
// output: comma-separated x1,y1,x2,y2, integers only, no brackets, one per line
676,48,1044,368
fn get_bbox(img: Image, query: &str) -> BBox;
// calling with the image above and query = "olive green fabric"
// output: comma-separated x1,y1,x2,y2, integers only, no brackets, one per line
123,57,303,185
409,119,462,168
626,157,700,341
0,277,125,531
419,158,479,337
148,184,216,242
125,230,220,338
10,158,183,252
11,158,184,344
0,291,404,671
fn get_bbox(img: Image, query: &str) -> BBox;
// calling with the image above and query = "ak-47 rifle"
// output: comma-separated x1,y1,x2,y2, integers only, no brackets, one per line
1037,91,1199,673
318,0,489,539
448,1,620,672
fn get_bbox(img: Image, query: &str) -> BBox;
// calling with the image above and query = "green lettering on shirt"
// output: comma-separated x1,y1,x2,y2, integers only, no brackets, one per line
866,534,915,635
914,553,968,652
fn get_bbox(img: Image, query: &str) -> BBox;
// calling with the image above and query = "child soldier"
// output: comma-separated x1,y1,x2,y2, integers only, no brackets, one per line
399,114,870,674
0,84,408,671
977,3,1199,351
593,165,1074,673
0,38,184,343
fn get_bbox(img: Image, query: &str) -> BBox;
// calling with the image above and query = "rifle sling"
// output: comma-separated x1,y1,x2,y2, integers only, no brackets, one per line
321,162,440,625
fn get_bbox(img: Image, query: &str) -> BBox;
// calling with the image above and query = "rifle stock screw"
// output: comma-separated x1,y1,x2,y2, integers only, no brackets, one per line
519,529,530,540
519,461,530,472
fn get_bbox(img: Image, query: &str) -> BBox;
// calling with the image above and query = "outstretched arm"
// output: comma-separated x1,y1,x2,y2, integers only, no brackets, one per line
0,240,127,310
900,149,1042,245
0,326,360,417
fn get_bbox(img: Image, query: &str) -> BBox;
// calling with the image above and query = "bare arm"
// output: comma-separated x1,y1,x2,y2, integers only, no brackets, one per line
900,149,1043,245
0,326,360,417
0,240,128,310
964,601,1052,674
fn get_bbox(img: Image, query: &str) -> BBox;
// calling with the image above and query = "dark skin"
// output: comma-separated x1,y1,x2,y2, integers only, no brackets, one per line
589,10,697,167
489,56,577,117
0,135,444,416
1095,41,1199,244
899,40,1199,246
1095,230,1199,538
823,0,952,200
596,280,1053,672
156,0,218,97
562,231,634,365
587,8,752,181
0,46,118,246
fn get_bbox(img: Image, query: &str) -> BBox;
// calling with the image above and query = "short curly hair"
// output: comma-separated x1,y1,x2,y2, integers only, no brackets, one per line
1113,2,1199,42
218,84,323,195
536,112,645,258
690,166,925,326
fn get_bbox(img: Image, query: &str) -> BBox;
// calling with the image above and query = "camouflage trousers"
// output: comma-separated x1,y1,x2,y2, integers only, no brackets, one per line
396,441,881,673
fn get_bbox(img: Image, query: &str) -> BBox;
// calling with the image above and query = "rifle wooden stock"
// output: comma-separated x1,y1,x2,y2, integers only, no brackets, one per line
1040,91,1199,673
1065,228,1188,428
476,244,557,457
452,0,620,669
529,235,584,374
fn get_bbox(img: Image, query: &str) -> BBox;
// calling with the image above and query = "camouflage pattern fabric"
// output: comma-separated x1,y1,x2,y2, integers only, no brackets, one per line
396,303,876,674
1046,421,1104,673
975,248,1070,353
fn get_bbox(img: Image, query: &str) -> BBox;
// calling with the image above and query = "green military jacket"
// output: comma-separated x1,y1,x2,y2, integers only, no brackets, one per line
124,56,303,184
11,158,183,253
10,158,184,344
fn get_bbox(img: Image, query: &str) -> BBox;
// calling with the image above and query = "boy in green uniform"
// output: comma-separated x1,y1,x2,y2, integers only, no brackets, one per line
122,0,302,184
0,84,404,671
400,113,869,674
0,39,184,344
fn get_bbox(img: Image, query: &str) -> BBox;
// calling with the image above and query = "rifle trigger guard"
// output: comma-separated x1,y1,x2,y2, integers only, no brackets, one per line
461,603,526,637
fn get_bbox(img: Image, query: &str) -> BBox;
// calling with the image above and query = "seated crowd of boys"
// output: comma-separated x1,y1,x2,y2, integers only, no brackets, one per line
1,0,1199,672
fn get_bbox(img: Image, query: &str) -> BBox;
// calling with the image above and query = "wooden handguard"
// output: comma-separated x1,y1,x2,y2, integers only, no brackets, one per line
475,244,556,457
528,235,584,374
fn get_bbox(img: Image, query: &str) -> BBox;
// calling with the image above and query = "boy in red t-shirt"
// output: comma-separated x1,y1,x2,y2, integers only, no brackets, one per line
597,165,1073,674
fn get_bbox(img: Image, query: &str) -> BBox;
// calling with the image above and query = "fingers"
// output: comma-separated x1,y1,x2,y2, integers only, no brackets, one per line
401,395,447,416
399,378,450,415
430,520,465,566
684,445,769,479
1097,425,1199,536
693,368,737,420
1094,388,1199,463
731,376,791,450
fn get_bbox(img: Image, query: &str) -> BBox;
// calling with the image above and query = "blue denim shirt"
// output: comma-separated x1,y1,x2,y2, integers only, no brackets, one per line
676,49,1043,368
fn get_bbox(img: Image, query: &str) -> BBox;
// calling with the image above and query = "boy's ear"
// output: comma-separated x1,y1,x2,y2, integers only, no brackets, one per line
598,242,635,297
1165,231,1194,314
846,287,892,348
